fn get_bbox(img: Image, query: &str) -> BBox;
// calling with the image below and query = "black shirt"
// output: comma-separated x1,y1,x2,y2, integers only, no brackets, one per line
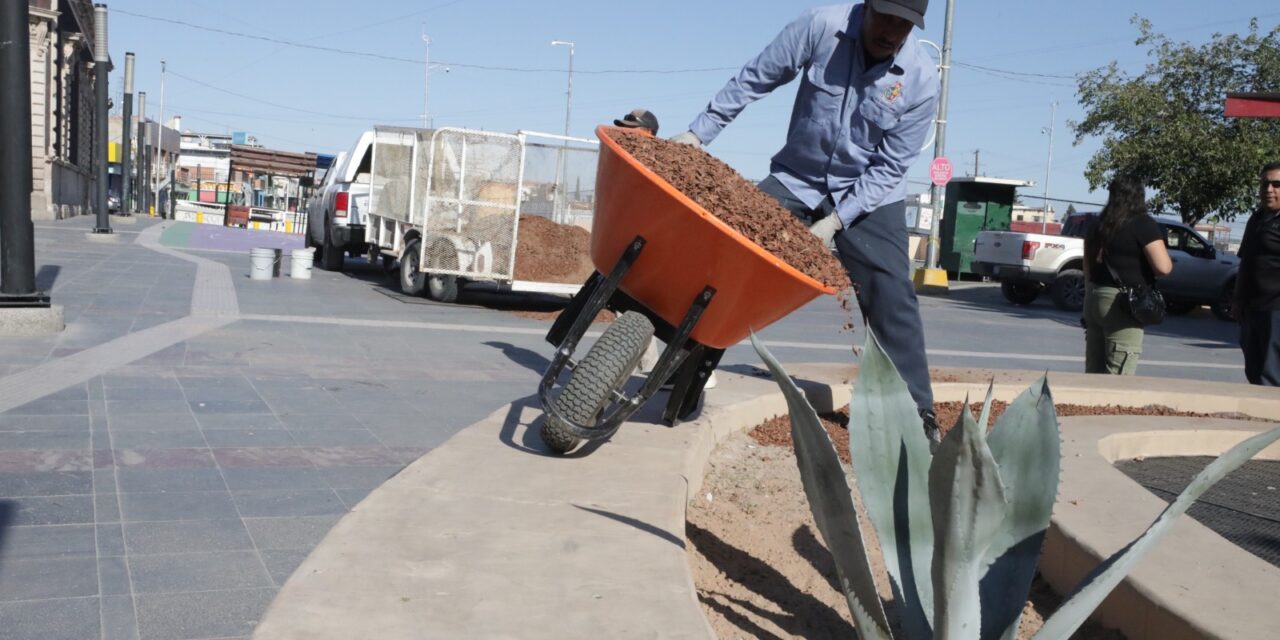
1237,208,1280,310
1086,215,1163,288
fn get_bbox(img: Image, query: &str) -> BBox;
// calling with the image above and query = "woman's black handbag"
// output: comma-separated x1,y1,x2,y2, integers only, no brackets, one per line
1105,262,1166,326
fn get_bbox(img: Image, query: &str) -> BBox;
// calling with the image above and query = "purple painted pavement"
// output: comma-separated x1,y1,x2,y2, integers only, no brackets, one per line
187,224,305,254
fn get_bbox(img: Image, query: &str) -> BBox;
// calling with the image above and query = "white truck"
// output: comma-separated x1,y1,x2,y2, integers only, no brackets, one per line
306,126,599,302
972,213,1238,319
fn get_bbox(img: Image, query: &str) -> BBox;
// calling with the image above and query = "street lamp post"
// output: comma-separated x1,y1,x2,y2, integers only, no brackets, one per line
91,4,111,234
550,40,575,224
155,59,166,219
121,52,134,215
1040,100,1058,234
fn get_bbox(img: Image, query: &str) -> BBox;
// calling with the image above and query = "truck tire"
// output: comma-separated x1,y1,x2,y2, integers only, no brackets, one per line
425,241,459,303
1165,300,1197,315
399,239,426,296
1050,269,1086,311
542,311,655,455
319,224,344,272
1001,280,1041,306
1211,279,1235,321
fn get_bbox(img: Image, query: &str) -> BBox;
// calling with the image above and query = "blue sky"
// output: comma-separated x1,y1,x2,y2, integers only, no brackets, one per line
108,0,1279,213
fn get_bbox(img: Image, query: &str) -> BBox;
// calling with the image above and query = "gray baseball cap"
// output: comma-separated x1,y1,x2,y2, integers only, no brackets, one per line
869,0,927,29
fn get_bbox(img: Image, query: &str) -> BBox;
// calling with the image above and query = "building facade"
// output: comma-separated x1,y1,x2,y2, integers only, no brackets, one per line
28,0,103,220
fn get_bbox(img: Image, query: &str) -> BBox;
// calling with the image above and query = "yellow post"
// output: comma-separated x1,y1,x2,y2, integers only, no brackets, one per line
196,212,203,224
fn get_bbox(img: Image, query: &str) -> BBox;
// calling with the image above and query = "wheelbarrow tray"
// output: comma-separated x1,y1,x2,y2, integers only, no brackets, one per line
591,126,836,350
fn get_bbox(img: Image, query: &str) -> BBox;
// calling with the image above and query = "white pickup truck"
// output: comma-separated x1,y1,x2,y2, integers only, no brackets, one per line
972,213,1238,319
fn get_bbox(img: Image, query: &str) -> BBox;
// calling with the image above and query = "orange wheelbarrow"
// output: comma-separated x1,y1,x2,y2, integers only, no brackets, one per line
539,126,837,454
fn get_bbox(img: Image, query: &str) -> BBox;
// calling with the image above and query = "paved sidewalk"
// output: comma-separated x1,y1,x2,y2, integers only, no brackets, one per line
0,218,559,640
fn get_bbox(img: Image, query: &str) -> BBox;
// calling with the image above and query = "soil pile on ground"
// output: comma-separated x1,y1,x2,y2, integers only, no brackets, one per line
512,214,595,284
610,130,849,292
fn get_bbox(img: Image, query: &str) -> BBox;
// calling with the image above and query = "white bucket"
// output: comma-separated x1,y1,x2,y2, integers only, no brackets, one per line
290,248,315,279
249,247,278,281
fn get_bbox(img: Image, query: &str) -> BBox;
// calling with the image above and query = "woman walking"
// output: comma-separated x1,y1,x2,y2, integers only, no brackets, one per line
1083,174,1173,374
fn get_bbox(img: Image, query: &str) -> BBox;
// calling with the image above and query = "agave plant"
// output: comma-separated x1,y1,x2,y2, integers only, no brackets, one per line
750,330,1280,640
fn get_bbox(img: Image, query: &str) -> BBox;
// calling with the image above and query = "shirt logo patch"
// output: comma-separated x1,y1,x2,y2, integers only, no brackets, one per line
883,81,903,103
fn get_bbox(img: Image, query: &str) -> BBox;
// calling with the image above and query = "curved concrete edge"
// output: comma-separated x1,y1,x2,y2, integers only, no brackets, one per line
252,365,1280,639
252,366,852,640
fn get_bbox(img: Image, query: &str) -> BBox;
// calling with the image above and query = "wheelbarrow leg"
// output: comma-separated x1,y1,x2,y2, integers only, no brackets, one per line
663,346,725,425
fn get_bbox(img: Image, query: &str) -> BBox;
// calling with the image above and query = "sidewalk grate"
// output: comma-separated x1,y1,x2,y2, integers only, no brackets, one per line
1115,456,1280,568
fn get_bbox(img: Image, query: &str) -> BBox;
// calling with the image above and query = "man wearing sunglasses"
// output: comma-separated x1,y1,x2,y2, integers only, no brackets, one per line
670,1,942,443
1234,161,1280,386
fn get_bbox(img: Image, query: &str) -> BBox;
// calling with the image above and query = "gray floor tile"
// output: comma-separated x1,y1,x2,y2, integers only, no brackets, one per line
0,470,92,497
259,548,311,586
220,467,326,492
0,597,100,640
0,523,96,561
108,429,208,449
95,492,122,523
0,414,91,432
0,556,99,600
334,487,375,509
119,490,240,522
124,519,255,555
0,430,91,451
317,464,405,489
201,428,296,448
242,515,341,550
285,429,381,447
107,397,193,415
99,555,132,596
104,386,183,402
116,468,227,494
102,374,181,390
98,523,126,556
195,413,285,431
231,489,347,518
107,413,199,431
100,594,140,640
277,412,365,431
135,588,274,640
189,399,273,414
129,551,273,594
9,494,94,525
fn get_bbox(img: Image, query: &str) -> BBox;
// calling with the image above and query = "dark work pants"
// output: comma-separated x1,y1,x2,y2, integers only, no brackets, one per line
1240,309,1280,386
758,176,934,412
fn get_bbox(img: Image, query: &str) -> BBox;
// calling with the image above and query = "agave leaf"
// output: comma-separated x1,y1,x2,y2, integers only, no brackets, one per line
1033,426,1280,640
979,378,1061,640
930,404,1009,640
848,330,936,637
751,334,893,640
977,382,995,431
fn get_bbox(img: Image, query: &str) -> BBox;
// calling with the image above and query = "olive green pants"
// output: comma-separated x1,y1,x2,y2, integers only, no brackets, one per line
1084,286,1146,375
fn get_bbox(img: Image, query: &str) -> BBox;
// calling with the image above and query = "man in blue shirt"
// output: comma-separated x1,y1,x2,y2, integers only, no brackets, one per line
673,0,942,443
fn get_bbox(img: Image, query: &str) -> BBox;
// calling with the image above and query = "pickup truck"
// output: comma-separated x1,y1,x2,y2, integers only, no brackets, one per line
305,131,374,272
972,213,1238,319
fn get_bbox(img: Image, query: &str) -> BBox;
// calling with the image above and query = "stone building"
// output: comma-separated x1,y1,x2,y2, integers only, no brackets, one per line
27,0,103,220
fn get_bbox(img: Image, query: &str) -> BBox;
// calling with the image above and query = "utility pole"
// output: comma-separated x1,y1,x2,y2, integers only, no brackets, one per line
121,52,134,216
1041,100,1057,234
91,4,111,234
427,29,437,129
155,59,166,219
137,91,148,216
550,40,575,224
972,149,979,176
924,0,955,272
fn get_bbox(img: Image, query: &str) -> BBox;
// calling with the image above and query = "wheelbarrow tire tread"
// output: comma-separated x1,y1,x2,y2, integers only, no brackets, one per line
543,311,655,454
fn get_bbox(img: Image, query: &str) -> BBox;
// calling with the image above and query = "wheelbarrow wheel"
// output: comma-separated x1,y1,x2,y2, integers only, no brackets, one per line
542,311,655,454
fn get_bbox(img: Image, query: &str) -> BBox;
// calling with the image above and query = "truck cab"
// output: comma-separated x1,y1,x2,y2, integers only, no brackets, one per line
305,131,375,270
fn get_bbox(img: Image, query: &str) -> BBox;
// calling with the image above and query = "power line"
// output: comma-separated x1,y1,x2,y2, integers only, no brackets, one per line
167,70,419,122
951,62,1074,80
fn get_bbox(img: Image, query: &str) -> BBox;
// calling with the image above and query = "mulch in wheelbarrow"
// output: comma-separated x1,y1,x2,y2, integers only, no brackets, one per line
611,130,850,292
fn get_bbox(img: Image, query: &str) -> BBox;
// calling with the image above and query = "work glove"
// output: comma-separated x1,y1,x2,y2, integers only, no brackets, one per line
808,213,843,249
669,131,702,147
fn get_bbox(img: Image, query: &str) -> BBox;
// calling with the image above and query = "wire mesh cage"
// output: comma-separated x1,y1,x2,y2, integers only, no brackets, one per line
519,134,599,230
368,128,416,223
421,128,525,280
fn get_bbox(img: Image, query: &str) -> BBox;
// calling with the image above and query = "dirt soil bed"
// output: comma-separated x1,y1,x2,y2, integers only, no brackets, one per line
690,400,1260,639
512,214,596,284
610,129,849,292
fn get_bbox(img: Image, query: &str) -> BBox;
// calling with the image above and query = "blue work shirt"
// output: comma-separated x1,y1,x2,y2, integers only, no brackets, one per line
688,4,939,227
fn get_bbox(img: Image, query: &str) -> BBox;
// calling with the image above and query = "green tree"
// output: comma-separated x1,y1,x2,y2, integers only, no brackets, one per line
1073,17,1280,224
1065,203,1078,218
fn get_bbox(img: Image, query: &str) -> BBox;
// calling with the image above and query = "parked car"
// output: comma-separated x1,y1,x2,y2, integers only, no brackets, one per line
972,212,1238,319
108,194,121,215
305,132,373,272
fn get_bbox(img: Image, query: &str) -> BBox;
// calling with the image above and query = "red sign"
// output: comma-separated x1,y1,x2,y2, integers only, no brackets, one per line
930,157,953,186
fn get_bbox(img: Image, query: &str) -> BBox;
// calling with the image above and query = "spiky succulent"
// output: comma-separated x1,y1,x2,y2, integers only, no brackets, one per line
751,330,1280,640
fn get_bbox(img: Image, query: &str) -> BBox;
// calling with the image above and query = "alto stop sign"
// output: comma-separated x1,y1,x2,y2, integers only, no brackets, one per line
930,157,953,186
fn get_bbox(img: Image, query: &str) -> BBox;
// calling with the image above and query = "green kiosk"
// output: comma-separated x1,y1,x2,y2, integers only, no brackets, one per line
939,177,1033,276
